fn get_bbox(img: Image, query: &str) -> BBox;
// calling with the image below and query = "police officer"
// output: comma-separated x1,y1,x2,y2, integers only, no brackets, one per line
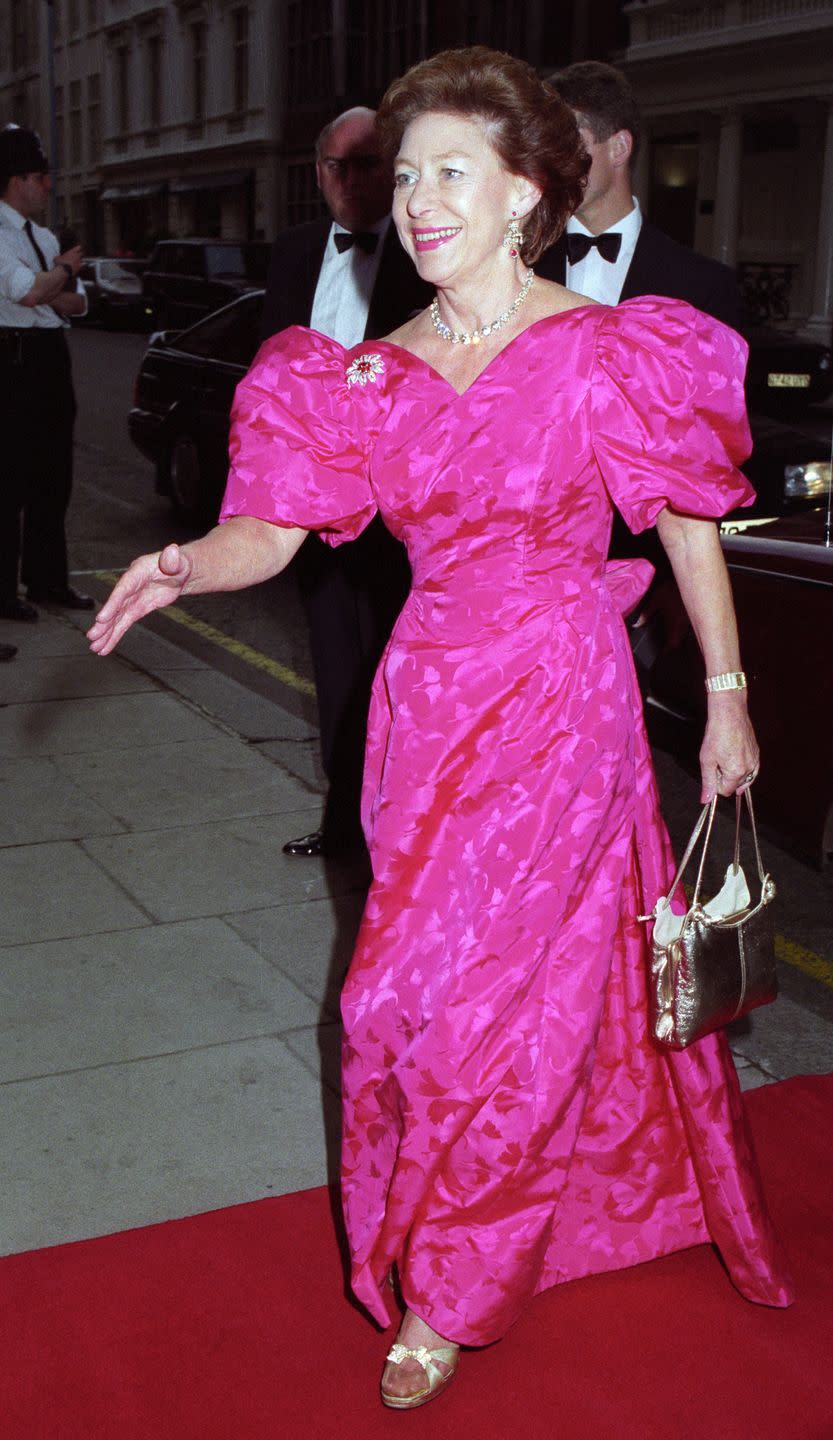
0,125,92,621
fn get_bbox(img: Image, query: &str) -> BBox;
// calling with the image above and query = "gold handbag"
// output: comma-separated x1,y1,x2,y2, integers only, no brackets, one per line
640,790,777,1050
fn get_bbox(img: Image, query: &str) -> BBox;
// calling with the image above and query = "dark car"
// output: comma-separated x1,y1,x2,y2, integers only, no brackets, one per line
141,239,270,331
742,321,833,416
78,257,149,328
128,289,833,524
650,505,833,865
129,290,264,519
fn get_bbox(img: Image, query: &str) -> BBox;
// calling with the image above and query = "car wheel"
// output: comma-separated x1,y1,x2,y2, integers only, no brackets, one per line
168,433,204,518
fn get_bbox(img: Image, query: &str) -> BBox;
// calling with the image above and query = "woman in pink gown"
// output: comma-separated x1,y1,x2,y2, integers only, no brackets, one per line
90,47,792,1410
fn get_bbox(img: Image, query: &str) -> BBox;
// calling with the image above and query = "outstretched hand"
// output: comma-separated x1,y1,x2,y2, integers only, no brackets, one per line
88,543,192,656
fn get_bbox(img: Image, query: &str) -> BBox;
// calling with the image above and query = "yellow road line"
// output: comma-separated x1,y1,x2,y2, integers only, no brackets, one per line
94,570,315,698
93,573,833,989
776,935,833,992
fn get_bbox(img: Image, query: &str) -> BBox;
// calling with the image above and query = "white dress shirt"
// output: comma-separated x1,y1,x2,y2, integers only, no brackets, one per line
310,216,390,347
0,198,86,328
564,197,642,307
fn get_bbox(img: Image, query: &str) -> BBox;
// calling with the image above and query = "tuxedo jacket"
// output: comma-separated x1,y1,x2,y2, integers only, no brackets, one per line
537,220,741,331
261,217,431,343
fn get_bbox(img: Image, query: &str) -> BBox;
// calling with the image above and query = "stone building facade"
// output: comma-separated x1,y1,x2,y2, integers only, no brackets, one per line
4,1,829,338
0,0,284,253
621,0,833,337
0,1,618,253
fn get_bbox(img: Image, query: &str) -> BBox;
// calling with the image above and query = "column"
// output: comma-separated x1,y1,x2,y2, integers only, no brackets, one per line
332,0,346,99
712,110,742,268
806,100,833,343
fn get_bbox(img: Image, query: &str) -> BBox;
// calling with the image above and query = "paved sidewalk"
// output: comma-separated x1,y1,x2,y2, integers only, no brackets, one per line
1,604,830,1259
1,606,365,1256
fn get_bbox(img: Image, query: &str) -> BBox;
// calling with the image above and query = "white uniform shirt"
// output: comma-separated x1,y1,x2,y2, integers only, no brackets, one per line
309,216,390,347
564,197,642,307
0,198,86,328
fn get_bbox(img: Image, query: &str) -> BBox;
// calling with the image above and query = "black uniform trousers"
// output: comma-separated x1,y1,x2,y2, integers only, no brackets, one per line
0,328,75,607
299,517,411,849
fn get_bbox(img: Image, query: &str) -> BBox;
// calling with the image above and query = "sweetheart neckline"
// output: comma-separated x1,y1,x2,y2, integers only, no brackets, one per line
372,303,603,398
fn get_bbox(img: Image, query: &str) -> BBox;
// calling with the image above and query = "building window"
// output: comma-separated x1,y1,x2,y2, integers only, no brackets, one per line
287,2,333,110
287,158,324,226
87,73,101,162
465,0,525,53
192,22,206,124
147,34,162,130
345,0,427,95
233,8,249,114
68,0,81,33
117,47,129,133
55,86,64,170
87,0,98,24
11,0,29,70
70,79,82,167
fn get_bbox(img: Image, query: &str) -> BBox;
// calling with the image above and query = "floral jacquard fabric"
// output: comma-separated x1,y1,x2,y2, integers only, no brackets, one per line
221,298,794,1346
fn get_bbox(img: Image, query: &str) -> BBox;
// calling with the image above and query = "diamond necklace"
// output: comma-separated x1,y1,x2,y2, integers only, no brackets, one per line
430,270,535,346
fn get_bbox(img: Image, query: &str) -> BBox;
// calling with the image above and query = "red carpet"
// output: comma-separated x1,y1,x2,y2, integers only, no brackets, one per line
3,1076,832,1440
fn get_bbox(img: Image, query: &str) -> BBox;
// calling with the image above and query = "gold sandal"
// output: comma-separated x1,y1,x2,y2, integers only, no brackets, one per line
380,1341,459,1410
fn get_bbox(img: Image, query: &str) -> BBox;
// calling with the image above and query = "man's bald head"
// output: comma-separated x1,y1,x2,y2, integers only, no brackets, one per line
315,107,391,232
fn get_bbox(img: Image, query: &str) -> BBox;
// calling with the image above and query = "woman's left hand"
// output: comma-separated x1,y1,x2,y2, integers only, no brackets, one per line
699,696,760,802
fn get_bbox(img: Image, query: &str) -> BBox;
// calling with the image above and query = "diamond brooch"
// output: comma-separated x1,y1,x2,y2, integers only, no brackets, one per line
346,353,385,387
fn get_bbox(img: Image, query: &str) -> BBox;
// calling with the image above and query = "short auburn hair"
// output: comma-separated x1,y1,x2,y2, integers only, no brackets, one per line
376,46,589,265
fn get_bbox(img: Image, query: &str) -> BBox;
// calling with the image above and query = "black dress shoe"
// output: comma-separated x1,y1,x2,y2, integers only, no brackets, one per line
0,598,39,622
26,586,94,611
283,829,325,857
0,641,17,661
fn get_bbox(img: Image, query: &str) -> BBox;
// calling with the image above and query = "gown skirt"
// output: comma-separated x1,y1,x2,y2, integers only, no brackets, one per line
220,297,794,1346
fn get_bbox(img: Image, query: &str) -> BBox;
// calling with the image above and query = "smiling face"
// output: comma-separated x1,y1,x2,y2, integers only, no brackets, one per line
392,111,540,287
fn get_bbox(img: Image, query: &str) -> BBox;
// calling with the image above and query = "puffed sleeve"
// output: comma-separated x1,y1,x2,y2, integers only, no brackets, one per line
592,297,755,534
219,326,377,545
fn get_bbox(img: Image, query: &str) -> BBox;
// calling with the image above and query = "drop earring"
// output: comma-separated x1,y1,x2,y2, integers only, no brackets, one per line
503,210,524,257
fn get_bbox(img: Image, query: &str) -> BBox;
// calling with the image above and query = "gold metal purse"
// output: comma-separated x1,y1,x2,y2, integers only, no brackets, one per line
640,790,777,1050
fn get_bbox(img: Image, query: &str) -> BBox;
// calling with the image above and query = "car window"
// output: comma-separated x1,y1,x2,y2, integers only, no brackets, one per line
149,245,175,273
205,244,246,278
80,262,94,282
179,246,204,276
170,294,264,367
245,244,271,284
99,261,139,283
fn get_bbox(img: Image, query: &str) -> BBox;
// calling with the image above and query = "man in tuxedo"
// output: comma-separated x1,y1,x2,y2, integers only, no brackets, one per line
541,62,740,328
540,63,741,687
262,107,430,858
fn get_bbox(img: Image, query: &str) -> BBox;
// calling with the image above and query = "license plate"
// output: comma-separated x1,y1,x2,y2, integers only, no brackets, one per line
767,372,811,388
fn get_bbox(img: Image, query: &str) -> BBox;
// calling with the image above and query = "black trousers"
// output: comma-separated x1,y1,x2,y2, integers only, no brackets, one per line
0,328,76,607
298,516,411,847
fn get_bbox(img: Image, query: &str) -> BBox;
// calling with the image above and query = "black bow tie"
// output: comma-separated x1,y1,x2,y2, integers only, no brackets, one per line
566,231,622,266
333,230,379,255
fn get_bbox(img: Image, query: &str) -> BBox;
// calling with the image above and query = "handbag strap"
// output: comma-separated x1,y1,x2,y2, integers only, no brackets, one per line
662,788,767,913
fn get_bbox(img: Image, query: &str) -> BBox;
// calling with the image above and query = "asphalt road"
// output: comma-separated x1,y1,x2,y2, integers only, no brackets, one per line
64,325,833,1045
66,324,316,728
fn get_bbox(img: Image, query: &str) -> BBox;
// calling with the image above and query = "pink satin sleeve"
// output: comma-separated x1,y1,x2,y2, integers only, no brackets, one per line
219,326,377,546
591,297,756,534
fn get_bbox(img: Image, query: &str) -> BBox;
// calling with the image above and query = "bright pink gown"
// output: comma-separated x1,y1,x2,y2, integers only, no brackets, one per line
220,297,794,1345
